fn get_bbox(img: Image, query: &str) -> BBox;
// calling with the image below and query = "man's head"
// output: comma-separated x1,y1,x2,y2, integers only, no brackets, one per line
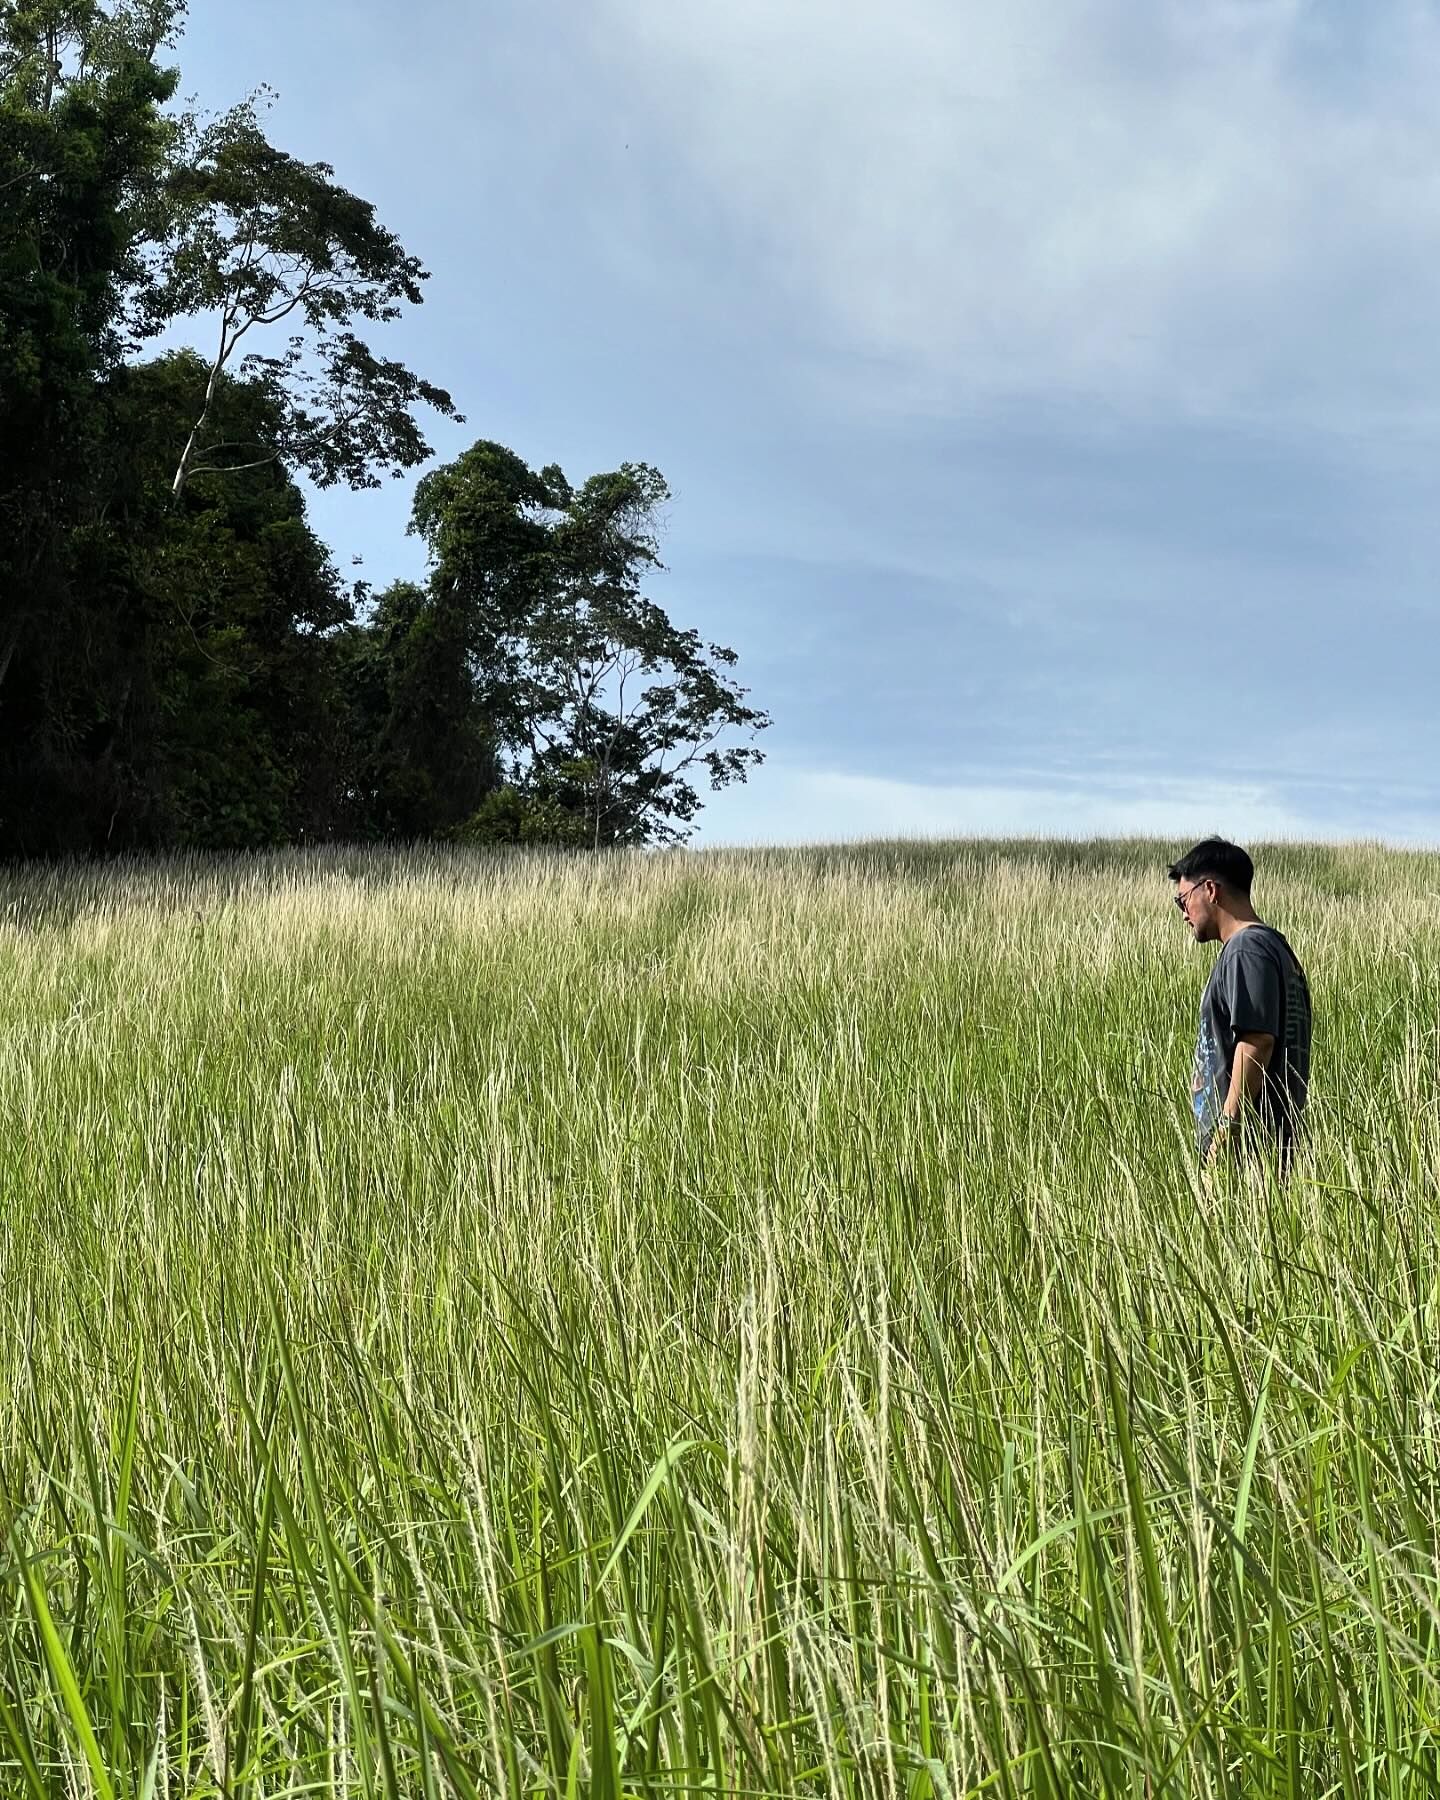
1167,837,1255,944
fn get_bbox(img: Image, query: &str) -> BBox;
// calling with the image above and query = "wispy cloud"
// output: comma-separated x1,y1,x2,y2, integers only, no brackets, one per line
696,763,1440,848
594,0,1440,426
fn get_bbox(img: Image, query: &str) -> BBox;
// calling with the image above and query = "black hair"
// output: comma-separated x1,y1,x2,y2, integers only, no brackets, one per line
1166,837,1254,896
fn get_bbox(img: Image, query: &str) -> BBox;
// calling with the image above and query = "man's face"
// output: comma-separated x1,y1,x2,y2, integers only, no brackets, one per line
1174,876,1221,943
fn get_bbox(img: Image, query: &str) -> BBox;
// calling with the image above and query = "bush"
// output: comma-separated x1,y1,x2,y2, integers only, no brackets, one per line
453,785,592,848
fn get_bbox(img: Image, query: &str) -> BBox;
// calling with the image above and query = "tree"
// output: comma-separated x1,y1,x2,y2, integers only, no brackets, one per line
0,0,461,853
411,442,769,847
0,0,187,849
333,578,501,840
5,350,354,852
0,7,770,856
103,353,353,848
156,91,460,499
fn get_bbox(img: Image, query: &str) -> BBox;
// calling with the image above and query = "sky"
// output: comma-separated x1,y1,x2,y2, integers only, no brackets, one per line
174,0,1440,847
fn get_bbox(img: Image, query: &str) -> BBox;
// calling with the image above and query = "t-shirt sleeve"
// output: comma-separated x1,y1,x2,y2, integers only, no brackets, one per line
1220,936,1284,1039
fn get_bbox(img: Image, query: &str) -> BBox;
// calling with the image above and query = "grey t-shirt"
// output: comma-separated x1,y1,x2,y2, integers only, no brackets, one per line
1192,923,1311,1158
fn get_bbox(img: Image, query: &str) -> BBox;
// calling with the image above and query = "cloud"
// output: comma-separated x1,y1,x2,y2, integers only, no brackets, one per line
592,0,1440,426
695,763,1440,848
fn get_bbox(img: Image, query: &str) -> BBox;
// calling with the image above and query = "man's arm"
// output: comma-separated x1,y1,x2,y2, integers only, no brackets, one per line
1209,1032,1274,1161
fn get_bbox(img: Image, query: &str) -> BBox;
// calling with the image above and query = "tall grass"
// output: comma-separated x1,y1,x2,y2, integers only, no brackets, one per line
0,837,1438,1796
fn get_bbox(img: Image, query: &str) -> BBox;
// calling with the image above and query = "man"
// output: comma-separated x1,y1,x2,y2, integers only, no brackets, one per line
1168,837,1312,1171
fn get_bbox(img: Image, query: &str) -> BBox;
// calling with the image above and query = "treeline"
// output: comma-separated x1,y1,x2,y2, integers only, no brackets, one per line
0,2,767,856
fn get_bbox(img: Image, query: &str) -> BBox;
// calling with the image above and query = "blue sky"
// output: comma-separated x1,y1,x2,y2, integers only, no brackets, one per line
176,0,1440,845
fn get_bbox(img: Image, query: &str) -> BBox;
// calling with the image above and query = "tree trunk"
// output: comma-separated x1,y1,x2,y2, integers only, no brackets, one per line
172,317,231,500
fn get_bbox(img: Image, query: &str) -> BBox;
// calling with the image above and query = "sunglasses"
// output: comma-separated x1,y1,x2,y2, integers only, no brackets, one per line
1174,880,1212,913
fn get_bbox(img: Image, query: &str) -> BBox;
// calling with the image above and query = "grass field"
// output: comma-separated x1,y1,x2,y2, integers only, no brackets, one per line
1,837,1438,1798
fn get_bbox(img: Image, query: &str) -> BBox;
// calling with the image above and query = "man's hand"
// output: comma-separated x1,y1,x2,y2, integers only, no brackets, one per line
1208,1033,1275,1167
1205,1113,1235,1169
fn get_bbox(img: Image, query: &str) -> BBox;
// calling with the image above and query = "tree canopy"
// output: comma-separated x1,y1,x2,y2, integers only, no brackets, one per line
0,1,767,855
414,445,768,848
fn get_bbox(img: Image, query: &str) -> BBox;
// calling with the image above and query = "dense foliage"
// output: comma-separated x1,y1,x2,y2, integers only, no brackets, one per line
0,1,766,854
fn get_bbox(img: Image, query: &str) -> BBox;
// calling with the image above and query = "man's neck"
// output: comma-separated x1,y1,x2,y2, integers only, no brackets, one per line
1217,907,1262,944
